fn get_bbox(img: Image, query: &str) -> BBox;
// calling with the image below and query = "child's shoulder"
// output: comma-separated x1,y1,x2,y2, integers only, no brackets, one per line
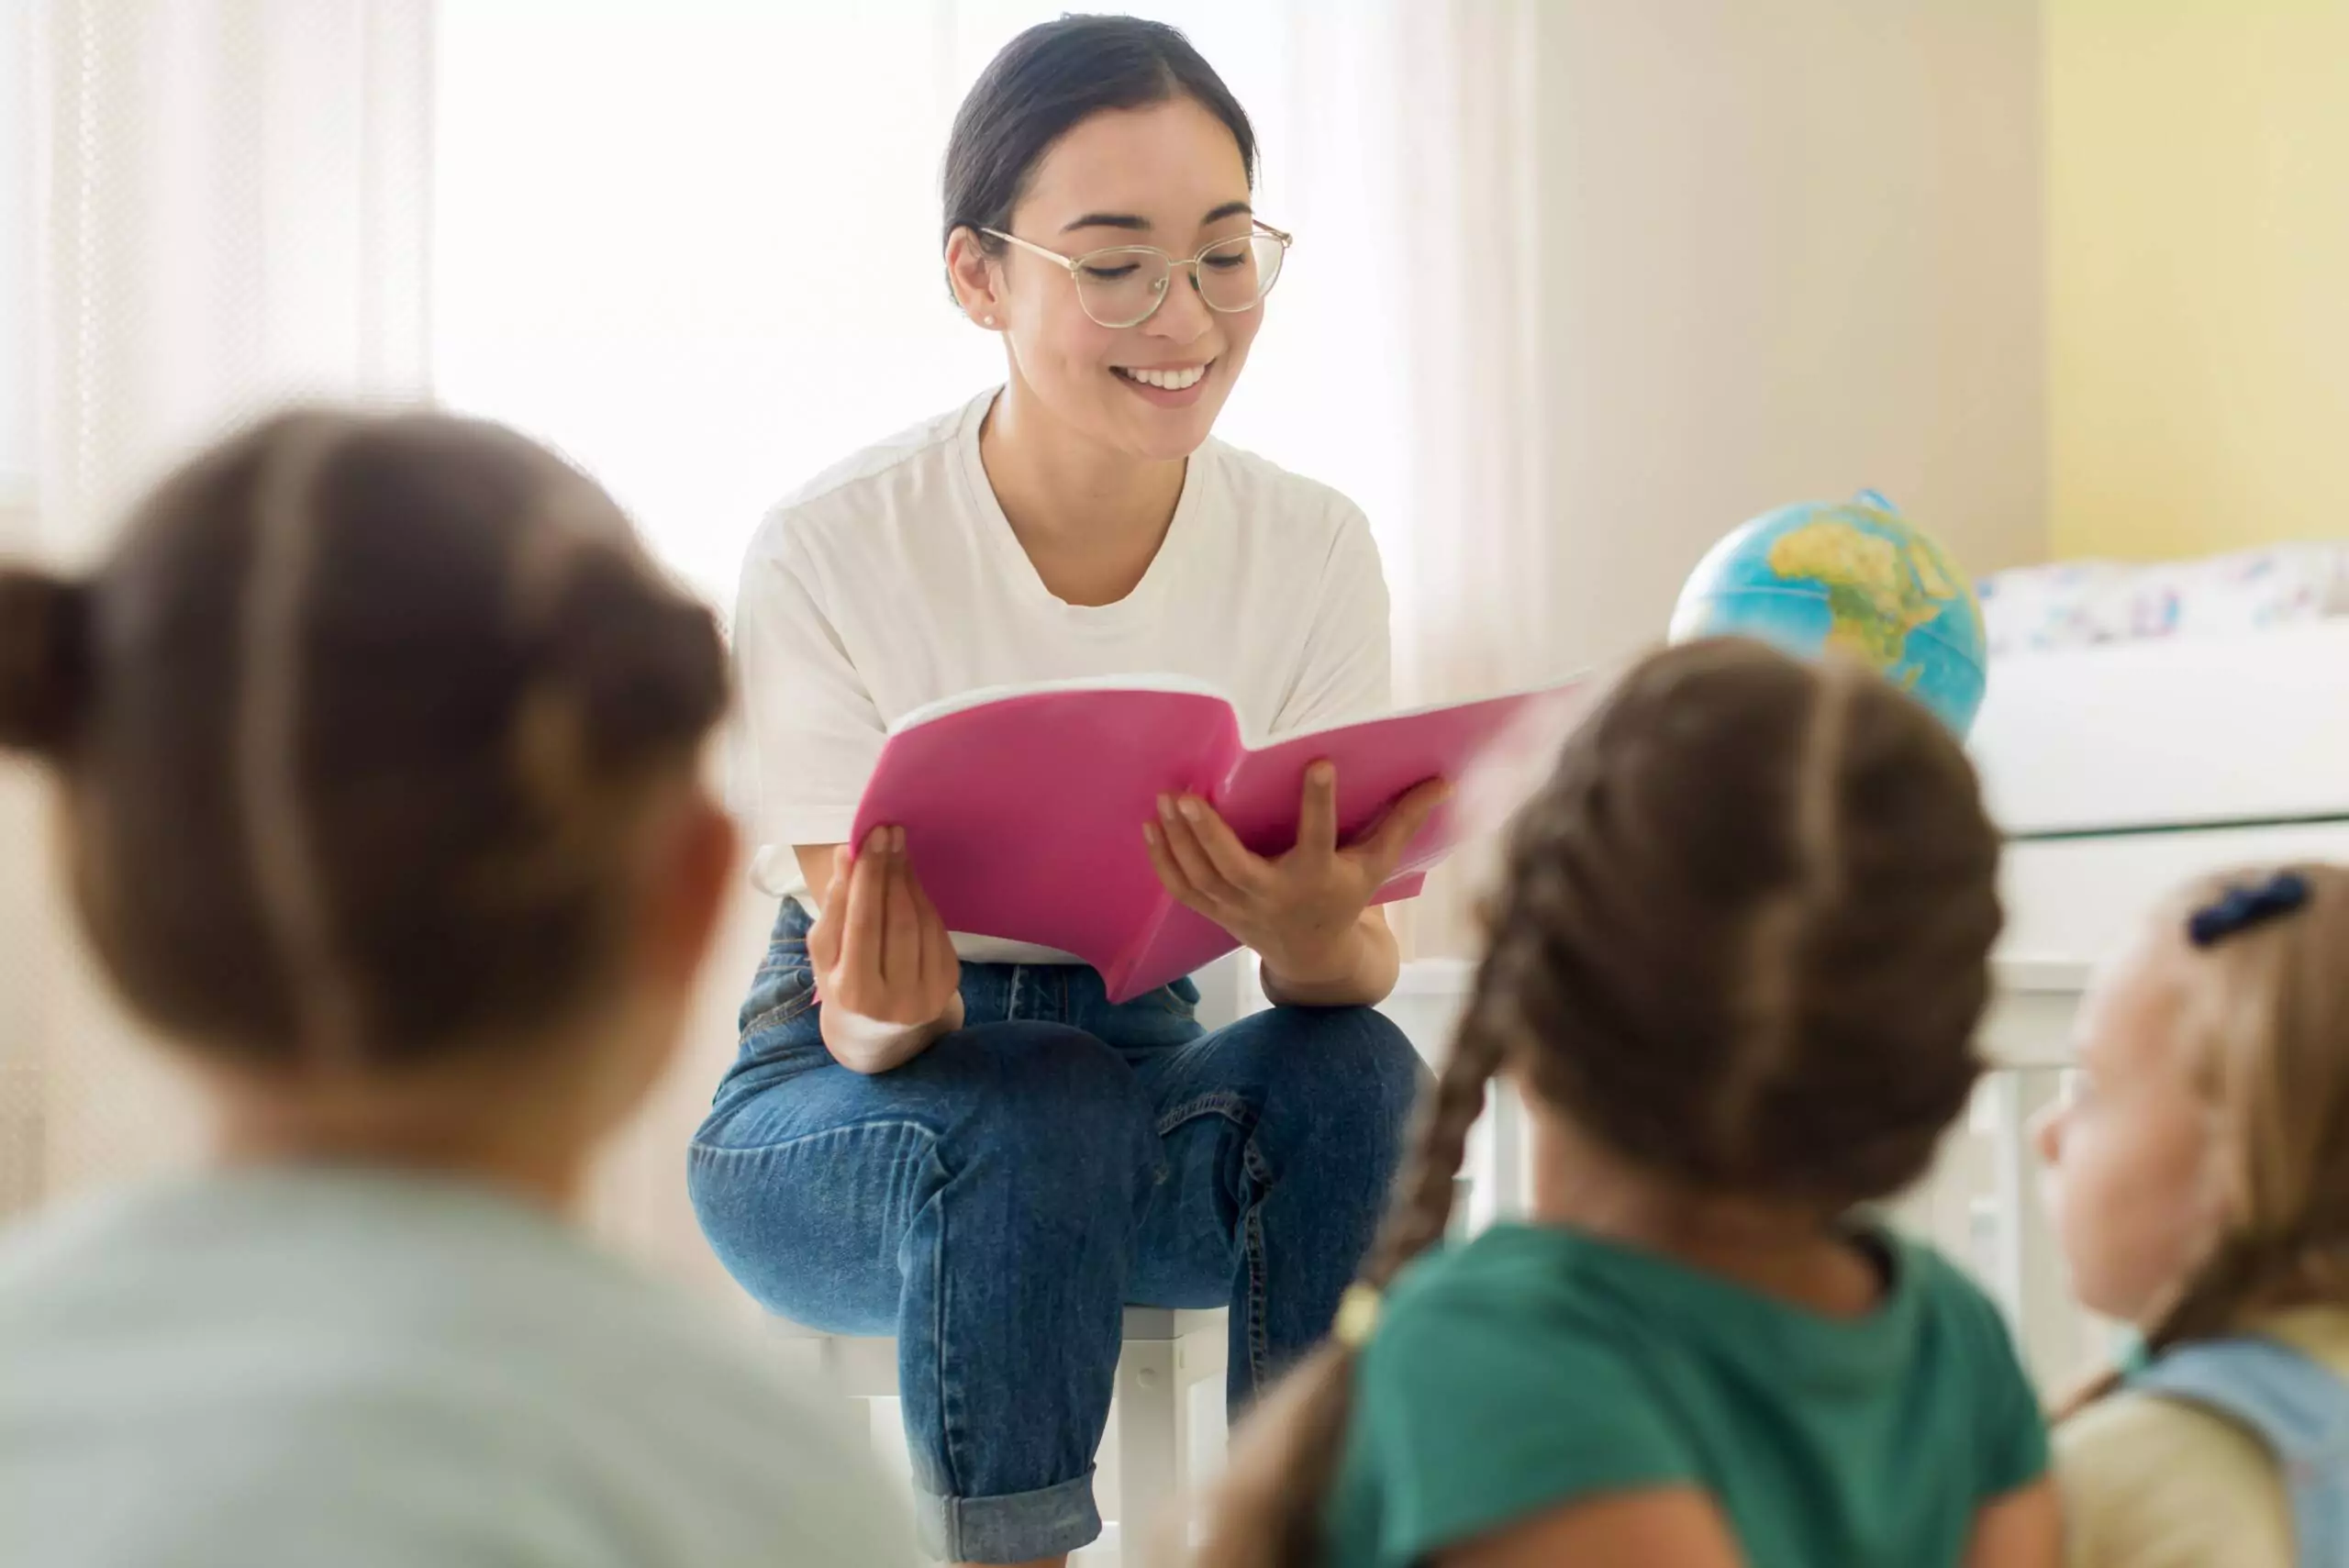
0,1172,910,1567
1879,1231,2053,1475
2057,1382,2292,1568
2056,1312,2349,1568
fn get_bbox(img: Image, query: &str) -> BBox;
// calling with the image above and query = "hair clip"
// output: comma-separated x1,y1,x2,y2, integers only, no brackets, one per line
1332,1283,1383,1350
2187,872,2311,950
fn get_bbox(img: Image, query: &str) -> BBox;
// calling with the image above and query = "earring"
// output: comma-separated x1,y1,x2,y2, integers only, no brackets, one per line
981,315,997,328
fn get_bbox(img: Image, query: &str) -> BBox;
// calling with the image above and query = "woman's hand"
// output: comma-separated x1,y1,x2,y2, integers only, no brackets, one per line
1143,763,1450,1003
808,827,963,1074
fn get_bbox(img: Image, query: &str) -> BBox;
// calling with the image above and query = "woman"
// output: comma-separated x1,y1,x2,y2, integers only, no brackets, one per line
690,17,1434,1567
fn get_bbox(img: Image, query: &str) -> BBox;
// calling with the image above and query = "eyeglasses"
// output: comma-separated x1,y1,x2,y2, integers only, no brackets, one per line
982,222,1293,329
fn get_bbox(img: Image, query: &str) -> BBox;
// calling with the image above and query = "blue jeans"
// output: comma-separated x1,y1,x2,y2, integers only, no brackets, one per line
688,902,1425,1563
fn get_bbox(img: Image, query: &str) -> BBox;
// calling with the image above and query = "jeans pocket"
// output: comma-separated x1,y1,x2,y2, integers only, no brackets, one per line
1145,975,1201,1018
756,935,811,981
739,962,818,1044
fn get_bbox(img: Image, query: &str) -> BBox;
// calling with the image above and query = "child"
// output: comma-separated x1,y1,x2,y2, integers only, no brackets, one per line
2039,863,2349,1568
1196,638,2060,1568
0,410,909,1566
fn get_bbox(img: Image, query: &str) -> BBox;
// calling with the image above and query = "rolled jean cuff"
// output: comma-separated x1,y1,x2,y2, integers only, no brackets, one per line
915,1470,1101,1562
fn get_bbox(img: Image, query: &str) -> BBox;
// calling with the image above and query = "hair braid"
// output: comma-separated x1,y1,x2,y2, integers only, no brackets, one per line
1361,989,1512,1284
1192,637,2002,1565
1186,998,1510,1568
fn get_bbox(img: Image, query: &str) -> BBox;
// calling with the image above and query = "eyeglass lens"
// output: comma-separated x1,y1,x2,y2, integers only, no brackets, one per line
1074,233,1286,328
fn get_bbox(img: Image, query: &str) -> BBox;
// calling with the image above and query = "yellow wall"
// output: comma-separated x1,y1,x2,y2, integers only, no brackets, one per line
2047,1,2349,560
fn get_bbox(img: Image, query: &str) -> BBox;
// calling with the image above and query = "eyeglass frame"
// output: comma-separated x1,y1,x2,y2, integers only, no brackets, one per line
978,221,1295,328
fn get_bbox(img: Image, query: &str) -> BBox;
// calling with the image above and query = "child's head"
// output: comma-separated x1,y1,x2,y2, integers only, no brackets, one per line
1461,635,2002,1210
1197,637,2003,1568
2037,865,2349,1349
0,409,733,1179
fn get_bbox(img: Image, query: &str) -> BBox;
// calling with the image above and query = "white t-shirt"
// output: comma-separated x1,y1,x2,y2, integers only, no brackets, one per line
733,388,1392,963
0,1168,913,1568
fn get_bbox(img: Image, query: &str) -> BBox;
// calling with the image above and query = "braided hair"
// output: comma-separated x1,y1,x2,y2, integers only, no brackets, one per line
1189,637,2003,1568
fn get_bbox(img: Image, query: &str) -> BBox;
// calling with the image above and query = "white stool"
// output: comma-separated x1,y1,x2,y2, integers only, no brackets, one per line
774,1307,1229,1563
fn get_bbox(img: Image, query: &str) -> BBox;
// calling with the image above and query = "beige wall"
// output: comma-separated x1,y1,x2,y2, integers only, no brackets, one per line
1528,0,2047,671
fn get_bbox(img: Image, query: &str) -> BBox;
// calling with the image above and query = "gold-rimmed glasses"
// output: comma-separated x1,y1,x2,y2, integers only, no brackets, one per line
981,222,1293,328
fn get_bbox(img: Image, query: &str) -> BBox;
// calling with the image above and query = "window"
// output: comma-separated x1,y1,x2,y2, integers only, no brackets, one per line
432,1,1411,606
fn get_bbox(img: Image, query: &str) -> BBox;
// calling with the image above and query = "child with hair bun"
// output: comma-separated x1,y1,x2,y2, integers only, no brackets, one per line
0,410,908,1567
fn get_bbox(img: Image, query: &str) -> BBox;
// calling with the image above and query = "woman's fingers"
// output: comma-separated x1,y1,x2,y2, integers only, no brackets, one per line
882,828,919,992
1353,778,1453,881
1296,762,1340,862
835,828,888,987
1163,795,1262,901
907,865,957,1000
809,849,851,972
1145,819,1218,917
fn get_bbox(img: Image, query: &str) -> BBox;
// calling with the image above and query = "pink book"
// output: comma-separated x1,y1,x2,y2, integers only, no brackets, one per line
849,676,1585,1002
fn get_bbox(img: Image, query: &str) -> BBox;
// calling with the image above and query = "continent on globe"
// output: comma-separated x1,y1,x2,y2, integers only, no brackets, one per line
1765,513,1962,681
1667,490,1989,738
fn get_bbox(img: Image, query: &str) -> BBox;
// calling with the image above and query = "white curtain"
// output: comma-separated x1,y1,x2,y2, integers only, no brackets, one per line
0,0,434,1216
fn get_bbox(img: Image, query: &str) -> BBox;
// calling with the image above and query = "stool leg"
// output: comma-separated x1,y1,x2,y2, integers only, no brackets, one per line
1116,1338,1180,1562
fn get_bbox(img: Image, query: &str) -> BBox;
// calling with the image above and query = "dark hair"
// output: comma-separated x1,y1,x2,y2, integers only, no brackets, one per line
1195,638,2005,1568
0,408,728,1074
941,15,1256,271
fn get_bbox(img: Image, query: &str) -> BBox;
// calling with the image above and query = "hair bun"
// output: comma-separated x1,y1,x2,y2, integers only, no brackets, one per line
0,565,92,754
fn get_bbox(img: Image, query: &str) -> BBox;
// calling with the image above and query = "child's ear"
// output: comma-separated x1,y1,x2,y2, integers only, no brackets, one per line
644,789,740,995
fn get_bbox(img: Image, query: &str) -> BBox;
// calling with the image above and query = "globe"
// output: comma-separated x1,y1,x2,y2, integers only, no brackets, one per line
1668,490,1989,738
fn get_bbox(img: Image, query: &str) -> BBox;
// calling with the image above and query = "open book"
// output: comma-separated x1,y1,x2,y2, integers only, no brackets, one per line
849,675,1585,1001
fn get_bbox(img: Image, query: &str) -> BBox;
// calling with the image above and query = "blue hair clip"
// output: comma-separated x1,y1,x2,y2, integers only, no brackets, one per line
2187,872,2311,949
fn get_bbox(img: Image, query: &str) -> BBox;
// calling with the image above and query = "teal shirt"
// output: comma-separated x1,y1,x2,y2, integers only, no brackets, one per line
1327,1223,2048,1568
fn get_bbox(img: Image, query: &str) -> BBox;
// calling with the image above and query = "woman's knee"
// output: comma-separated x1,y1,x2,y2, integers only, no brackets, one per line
1230,1004,1429,1135
1332,1005,1432,1111
919,1020,1159,1191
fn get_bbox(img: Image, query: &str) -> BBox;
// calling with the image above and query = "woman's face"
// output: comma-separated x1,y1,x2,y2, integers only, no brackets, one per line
980,95,1264,463
2032,927,2229,1326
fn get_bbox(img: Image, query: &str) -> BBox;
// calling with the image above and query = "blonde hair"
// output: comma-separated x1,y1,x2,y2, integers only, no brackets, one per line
2129,863,2349,1356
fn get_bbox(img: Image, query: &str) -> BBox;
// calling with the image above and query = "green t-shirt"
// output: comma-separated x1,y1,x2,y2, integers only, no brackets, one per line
1326,1223,2048,1568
